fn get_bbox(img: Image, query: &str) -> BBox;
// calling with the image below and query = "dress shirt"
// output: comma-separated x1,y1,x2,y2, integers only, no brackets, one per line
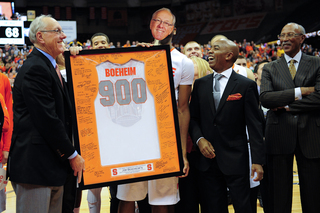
196,67,233,146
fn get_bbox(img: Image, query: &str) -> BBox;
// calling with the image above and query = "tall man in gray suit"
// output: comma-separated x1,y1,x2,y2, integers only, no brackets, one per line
8,15,85,212
260,22,320,213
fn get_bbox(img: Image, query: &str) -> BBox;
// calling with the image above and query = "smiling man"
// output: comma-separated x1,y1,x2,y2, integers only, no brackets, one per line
189,38,264,213
183,41,203,58
260,22,320,213
117,8,194,213
8,15,85,212
150,8,175,41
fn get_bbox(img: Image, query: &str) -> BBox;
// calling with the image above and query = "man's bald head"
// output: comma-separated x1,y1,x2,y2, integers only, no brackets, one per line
211,35,228,47
208,38,239,73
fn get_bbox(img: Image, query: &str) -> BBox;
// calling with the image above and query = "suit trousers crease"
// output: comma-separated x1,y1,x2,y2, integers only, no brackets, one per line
12,182,64,213
198,159,252,213
268,142,320,213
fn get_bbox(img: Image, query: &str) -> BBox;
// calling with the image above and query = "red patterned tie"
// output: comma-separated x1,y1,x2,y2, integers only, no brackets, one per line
55,65,63,86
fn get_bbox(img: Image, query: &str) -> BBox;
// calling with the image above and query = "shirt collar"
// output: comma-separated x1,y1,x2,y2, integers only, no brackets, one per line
284,50,302,64
213,67,233,79
36,47,56,68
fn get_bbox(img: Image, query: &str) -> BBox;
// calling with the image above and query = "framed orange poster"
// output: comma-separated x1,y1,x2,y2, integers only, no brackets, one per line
64,45,184,189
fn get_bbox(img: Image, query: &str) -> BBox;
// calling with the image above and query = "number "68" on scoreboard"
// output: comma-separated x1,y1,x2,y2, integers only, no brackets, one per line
5,27,20,38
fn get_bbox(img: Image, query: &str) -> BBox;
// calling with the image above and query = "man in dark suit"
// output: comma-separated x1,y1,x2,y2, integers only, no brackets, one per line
260,22,320,213
8,15,85,212
189,38,264,213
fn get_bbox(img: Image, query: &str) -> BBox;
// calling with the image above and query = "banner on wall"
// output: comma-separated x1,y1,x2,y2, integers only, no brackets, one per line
200,13,266,35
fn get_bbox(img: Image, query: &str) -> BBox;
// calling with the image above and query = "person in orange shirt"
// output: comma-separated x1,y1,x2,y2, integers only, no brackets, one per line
0,72,12,165
122,40,131,48
0,94,10,135
245,43,253,53
0,79,11,212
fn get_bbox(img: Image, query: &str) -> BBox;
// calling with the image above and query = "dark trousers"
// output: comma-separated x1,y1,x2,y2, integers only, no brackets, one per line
268,144,320,213
259,163,270,213
62,170,77,213
175,152,200,213
199,159,252,213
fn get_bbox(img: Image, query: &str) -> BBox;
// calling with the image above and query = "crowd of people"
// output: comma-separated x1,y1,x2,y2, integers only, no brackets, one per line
2,36,318,90
0,6,319,213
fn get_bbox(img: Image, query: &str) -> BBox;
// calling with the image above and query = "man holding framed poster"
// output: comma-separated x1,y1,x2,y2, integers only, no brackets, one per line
64,8,190,213
117,8,194,213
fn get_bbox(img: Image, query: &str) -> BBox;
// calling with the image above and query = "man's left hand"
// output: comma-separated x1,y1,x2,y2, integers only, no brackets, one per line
251,164,264,181
179,156,189,178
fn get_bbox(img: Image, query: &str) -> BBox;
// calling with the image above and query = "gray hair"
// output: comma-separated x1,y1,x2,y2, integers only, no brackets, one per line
152,8,176,26
29,14,52,44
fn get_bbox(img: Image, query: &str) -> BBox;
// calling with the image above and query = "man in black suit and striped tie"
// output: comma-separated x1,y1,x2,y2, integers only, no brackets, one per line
260,22,320,213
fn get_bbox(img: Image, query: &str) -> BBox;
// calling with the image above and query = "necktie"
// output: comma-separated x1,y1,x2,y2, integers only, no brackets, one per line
213,74,223,110
289,59,296,80
55,65,63,86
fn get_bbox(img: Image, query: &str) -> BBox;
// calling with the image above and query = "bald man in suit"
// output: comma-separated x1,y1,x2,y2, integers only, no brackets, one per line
189,38,264,213
260,22,320,213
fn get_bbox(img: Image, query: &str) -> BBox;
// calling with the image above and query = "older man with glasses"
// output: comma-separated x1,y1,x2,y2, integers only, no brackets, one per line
8,15,85,213
260,22,320,213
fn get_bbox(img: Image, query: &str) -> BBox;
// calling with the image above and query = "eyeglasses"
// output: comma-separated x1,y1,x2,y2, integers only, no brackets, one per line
152,19,173,27
277,33,302,39
40,29,64,34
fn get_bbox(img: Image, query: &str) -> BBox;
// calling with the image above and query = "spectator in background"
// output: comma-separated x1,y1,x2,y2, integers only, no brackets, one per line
246,42,253,54
109,42,115,48
0,92,10,212
16,55,23,72
183,41,203,58
0,59,5,73
123,40,131,47
131,41,137,47
235,55,247,67
21,44,29,55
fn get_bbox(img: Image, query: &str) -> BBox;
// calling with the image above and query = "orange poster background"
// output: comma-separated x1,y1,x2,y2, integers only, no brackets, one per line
69,49,182,187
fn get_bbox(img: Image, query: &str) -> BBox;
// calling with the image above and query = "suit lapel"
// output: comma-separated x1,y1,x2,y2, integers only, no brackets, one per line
33,48,65,93
216,71,238,113
295,53,310,86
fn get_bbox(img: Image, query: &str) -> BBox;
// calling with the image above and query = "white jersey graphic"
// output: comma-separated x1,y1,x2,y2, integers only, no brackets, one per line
94,59,160,166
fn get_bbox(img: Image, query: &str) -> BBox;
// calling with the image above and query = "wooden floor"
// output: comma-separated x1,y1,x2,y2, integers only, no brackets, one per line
4,160,302,213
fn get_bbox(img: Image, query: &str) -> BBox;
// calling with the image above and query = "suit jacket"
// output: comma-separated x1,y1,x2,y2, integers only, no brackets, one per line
189,71,265,175
260,53,320,158
8,48,75,186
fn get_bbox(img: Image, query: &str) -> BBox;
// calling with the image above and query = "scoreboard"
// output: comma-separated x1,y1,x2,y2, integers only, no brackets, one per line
0,20,24,45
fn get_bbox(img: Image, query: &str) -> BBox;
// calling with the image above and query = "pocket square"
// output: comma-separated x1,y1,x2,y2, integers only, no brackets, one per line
227,93,242,101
